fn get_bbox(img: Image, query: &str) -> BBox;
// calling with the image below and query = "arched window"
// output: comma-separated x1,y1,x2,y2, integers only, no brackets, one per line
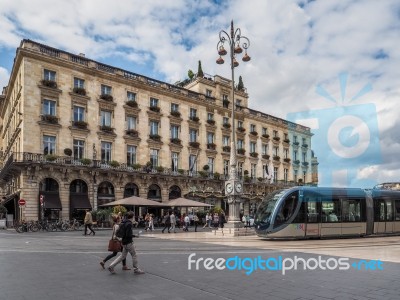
148,184,161,199
39,178,59,192
124,183,139,198
97,181,115,195
70,179,88,194
169,185,181,199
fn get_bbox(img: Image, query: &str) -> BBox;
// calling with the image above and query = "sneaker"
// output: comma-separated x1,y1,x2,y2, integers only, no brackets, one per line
122,266,131,271
108,266,116,274
100,261,105,269
134,269,145,275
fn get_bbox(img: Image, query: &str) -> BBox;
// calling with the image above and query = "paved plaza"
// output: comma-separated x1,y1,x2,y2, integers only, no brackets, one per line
1,228,400,300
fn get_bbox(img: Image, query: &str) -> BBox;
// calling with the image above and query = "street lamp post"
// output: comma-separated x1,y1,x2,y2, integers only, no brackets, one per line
216,21,251,228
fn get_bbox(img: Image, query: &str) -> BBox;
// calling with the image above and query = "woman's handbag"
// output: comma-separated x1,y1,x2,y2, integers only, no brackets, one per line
108,226,122,252
108,239,122,252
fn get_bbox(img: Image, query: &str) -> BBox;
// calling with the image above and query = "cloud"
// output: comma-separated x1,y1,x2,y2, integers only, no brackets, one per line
0,67,9,90
0,0,399,187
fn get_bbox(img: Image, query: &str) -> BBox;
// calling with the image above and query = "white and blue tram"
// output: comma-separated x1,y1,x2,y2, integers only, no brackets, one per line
254,186,400,239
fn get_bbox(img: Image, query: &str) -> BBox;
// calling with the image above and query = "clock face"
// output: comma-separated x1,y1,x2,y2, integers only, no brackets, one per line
235,183,242,193
225,183,233,194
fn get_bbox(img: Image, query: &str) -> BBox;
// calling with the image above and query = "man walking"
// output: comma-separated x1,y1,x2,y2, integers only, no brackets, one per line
161,212,170,233
83,209,95,236
108,211,145,275
169,212,176,233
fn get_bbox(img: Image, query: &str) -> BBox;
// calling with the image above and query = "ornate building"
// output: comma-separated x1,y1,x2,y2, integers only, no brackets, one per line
0,40,318,221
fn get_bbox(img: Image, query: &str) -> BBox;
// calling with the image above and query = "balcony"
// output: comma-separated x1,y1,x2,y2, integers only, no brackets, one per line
126,129,138,137
126,101,138,108
302,161,309,167
283,139,290,144
222,146,231,153
73,120,88,129
250,152,259,158
293,160,300,165
261,134,270,139
283,158,291,163
237,127,246,133
207,143,216,150
149,106,160,113
293,142,300,146
73,87,86,96
189,141,200,148
222,100,230,108
170,111,181,118
302,144,308,148
222,123,231,129
41,80,57,89
272,136,280,142
41,114,58,124
237,148,245,155
100,94,113,101
206,119,216,126
250,131,258,136
100,125,114,133
189,116,200,122
170,138,181,145
149,134,161,141
262,154,270,160
273,155,280,161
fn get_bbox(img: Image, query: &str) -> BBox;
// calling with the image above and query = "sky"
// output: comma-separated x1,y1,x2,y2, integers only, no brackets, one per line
0,0,399,188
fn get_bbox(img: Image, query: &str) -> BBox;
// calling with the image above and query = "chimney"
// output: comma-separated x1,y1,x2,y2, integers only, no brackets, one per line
79,53,85,57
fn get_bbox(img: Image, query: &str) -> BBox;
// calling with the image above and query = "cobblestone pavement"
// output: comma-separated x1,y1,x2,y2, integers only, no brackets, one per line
1,229,399,300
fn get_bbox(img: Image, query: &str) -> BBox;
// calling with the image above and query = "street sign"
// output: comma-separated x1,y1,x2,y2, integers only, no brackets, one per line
18,199,26,206
40,195,44,204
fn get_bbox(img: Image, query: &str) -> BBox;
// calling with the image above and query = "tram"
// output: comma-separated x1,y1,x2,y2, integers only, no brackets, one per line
254,186,400,239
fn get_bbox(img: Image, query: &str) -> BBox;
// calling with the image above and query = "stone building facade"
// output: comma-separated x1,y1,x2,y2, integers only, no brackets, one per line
0,40,317,222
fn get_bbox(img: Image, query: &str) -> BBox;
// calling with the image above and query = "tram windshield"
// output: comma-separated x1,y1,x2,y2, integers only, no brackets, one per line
255,189,288,225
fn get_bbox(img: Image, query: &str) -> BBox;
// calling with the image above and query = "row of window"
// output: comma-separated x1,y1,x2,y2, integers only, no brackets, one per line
42,69,308,143
43,135,307,181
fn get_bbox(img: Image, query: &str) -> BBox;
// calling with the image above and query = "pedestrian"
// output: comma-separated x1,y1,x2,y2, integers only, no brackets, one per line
246,215,251,227
169,212,176,233
148,214,154,231
108,211,145,275
213,213,219,228
184,214,190,231
83,209,95,236
207,213,212,228
193,213,199,232
203,213,209,228
161,212,170,233
219,213,226,228
99,215,130,271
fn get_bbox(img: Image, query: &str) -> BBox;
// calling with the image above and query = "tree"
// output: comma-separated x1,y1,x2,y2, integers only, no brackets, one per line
188,69,194,80
237,75,244,90
197,60,204,78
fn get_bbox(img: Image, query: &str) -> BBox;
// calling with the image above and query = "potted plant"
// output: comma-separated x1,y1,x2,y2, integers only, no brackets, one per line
223,123,231,129
190,116,200,122
126,100,138,108
149,106,160,113
203,165,210,171
189,141,200,148
262,134,270,139
109,160,120,168
222,146,231,152
100,94,113,101
80,158,92,165
41,79,57,88
178,169,185,175
73,120,88,129
126,129,138,137
73,87,86,96
207,119,216,126
156,166,164,172
214,172,221,180
132,163,142,170
170,111,181,117
45,154,58,162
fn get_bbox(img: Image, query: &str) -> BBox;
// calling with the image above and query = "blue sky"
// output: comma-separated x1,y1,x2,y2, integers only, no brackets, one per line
0,0,399,187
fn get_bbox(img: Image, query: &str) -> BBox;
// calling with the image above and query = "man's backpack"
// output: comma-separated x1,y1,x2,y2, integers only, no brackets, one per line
116,221,126,239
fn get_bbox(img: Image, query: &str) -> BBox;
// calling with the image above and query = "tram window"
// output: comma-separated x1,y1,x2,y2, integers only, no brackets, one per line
306,201,319,223
321,198,341,222
395,200,400,221
274,192,298,226
386,200,393,221
374,200,385,221
293,201,306,223
341,199,362,222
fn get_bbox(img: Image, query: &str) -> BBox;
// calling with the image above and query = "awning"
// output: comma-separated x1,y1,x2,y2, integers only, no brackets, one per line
42,193,62,210
99,196,166,207
167,198,212,207
70,194,92,210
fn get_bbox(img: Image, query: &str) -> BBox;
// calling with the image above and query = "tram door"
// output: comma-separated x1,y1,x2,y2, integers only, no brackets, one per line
374,199,393,233
385,200,394,233
305,201,320,237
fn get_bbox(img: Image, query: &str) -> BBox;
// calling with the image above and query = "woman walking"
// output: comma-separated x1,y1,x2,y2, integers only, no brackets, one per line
99,215,130,270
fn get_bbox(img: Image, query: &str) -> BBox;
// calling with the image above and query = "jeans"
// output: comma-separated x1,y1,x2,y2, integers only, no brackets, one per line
84,224,95,235
109,243,139,271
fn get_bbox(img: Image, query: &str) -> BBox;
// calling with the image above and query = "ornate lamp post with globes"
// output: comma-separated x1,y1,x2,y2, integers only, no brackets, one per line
216,21,251,228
